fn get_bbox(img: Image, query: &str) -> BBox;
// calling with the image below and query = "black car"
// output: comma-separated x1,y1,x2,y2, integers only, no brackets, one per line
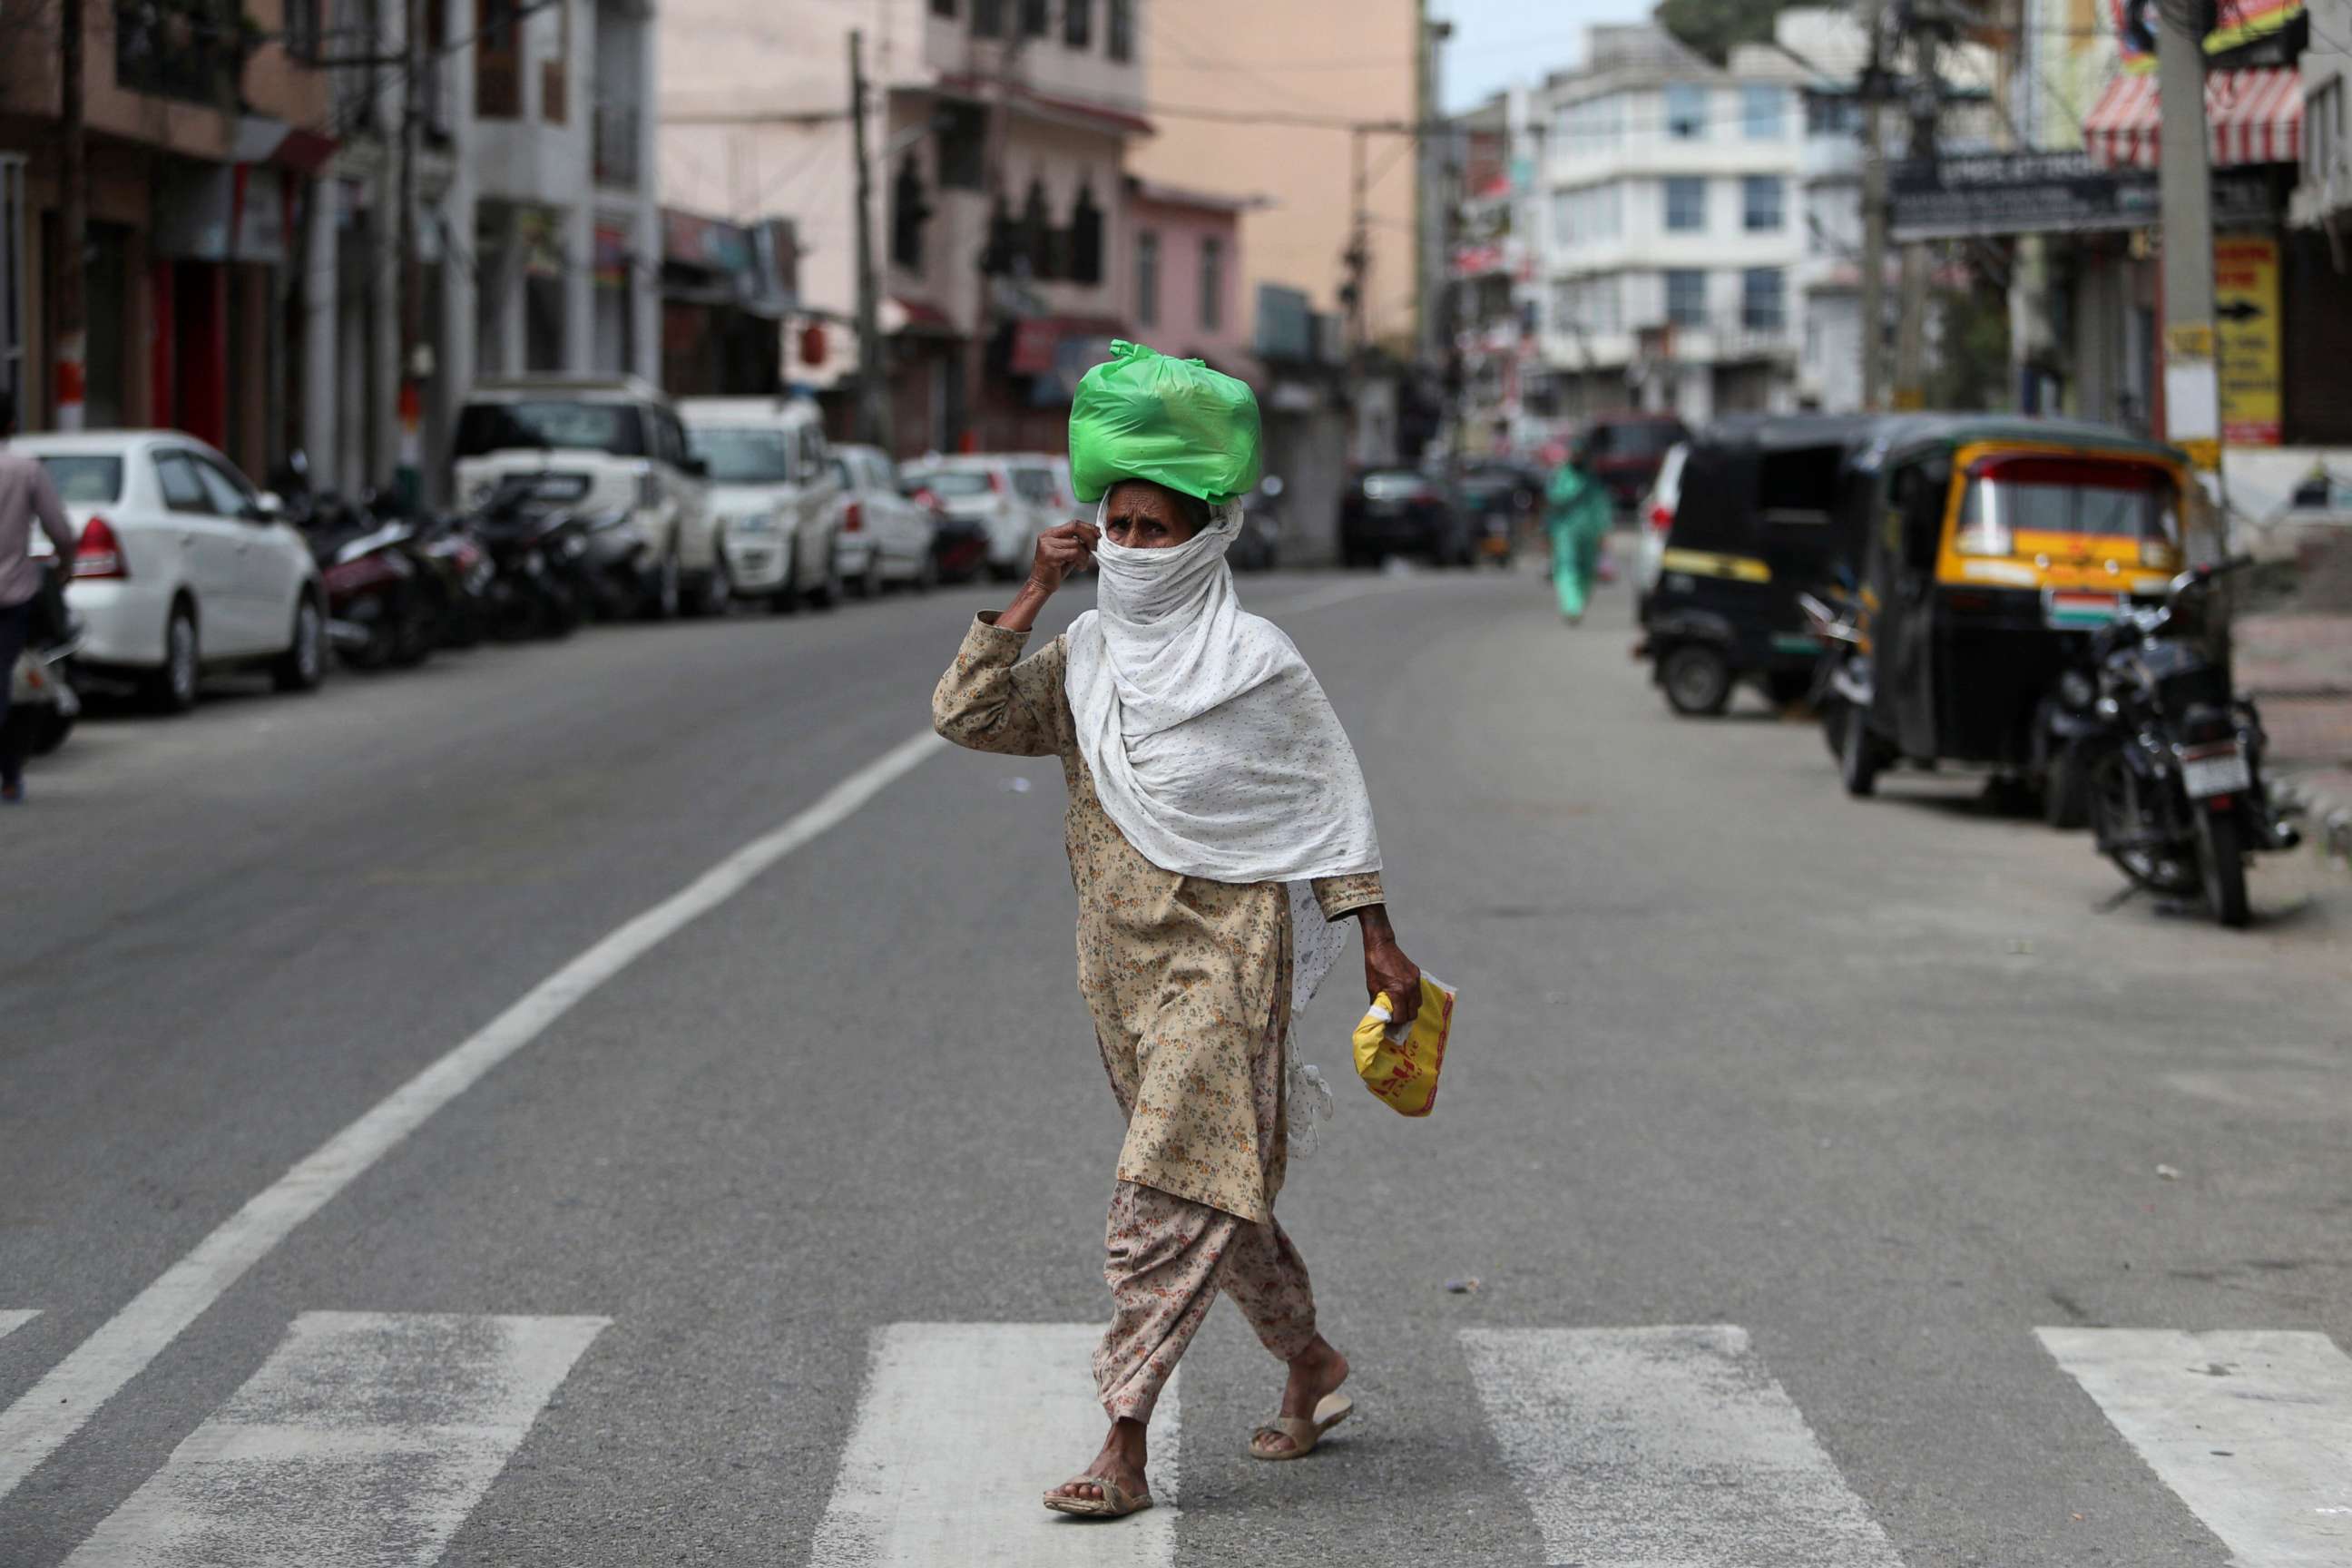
1340,469,1473,568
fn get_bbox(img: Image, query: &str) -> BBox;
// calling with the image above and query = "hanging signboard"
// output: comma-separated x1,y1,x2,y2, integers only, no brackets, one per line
2213,235,2282,446
2113,0,2306,70
1889,152,2272,240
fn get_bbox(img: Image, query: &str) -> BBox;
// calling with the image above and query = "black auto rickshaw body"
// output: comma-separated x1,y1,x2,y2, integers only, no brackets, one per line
1836,415,2191,797
1639,414,1876,717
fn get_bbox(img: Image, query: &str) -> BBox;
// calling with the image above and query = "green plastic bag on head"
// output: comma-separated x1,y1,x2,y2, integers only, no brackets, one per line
1067,339,1262,507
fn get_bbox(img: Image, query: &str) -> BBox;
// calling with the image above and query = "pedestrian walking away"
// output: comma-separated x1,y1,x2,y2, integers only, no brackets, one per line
931,341,1424,1523
1546,436,1613,625
0,390,80,803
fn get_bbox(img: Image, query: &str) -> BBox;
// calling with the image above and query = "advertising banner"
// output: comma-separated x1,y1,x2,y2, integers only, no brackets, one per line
2213,235,2282,446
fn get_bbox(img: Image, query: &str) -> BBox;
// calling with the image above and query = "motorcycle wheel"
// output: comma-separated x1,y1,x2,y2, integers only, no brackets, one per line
1817,694,1848,761
390,591,438,669
2087,750,2200,897
2196,810,2251,928
1839,702,1881,798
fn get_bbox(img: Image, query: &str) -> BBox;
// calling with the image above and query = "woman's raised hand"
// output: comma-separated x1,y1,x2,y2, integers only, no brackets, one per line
1028,521,1101,594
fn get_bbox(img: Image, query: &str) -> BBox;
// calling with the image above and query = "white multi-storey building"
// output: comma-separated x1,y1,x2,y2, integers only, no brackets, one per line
314,0,662,497
1531,24,1814,425
661,0,1150,456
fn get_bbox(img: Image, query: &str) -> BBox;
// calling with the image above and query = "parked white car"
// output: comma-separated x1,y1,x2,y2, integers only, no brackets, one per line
19,432,327,711
453,377,723,618
681,397,844,612
829,445,939,596
899,455,1064,581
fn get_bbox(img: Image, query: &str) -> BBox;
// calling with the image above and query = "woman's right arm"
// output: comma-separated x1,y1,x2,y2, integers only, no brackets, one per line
928,522,1098,758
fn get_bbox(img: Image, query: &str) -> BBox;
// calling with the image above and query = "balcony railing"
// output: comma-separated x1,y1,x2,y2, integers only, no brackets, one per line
593,102,642,188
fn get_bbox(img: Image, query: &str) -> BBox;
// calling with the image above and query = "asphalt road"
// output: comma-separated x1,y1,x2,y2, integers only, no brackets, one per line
3,558,2347,1567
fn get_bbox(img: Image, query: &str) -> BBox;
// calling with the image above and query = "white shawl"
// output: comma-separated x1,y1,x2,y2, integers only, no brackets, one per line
1065,501,1382,1149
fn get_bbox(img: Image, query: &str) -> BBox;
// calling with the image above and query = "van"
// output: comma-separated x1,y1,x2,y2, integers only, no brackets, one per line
680,397,844,611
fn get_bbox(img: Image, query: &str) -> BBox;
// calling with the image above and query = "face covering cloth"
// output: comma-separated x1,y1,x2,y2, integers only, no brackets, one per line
1064,497,1382,1045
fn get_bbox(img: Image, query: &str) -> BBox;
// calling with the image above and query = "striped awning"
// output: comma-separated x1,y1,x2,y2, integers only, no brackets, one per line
2082,67,2304,170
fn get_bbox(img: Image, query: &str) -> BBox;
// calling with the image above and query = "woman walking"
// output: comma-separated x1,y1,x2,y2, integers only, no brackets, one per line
1546,437,1614,624
932,343,1421,1522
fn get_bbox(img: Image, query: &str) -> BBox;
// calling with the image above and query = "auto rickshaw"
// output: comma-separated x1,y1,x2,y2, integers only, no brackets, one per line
1638,414,1877,716
1832,415,2191,799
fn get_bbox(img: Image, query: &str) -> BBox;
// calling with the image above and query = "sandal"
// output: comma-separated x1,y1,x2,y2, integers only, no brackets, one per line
1249,1391,1354,1461
1041,1473,1154,1519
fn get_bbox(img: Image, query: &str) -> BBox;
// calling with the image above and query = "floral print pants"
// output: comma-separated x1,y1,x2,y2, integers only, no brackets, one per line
1093,1180,1318,1423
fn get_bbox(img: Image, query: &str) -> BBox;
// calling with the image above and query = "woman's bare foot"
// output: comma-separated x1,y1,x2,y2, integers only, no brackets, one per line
1253,1338,1350,1456
1049,1416,1150,1504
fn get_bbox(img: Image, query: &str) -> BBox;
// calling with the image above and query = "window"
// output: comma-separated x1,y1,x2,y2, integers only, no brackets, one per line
1665,270,1708,328
1808,93,1862,137
541,0,570,124
936,103,986,190
1742,84,1787,141
35,456,122,504
1021,0,1048,34
1955,457,2180,556
930,0,956,14
1741,267,1786,331
1742,175,1784,232
1020,178,1054,279
475,0,521,118
1663,83,1708,141
1550,274,1622,338
453,401,648,458
1068,182,1103,284
1556,93,1627,154
688,427,796,485
1135,229,1160,327
1107,0,1132,61
1064,0,1091,47
1663,177,1706,233
153,452,210,513
973,0,1004,35
1200,235,1224,332
191,456,257,517
892,156,931,272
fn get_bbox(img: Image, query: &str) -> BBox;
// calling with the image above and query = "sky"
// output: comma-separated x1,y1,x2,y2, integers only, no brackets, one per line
1438,0,1655,113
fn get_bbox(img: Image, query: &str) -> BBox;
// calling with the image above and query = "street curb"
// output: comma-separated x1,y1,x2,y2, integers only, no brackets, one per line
2272,773,2352,874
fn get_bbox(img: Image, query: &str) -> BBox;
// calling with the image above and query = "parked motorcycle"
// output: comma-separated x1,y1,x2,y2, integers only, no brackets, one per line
296,491,436,670
2043,560,2299,927
468,475,592,641
1797,587,1877,781
408,511,497,650
6,565,83,760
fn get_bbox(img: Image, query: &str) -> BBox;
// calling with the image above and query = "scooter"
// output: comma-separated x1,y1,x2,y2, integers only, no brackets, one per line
468,476,590,641
304,494,434,670
1798,587,1884,793
6,566,83,760
2046,560,2299,927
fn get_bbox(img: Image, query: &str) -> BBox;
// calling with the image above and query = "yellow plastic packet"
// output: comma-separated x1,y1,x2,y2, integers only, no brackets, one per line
1353,974,1457,1118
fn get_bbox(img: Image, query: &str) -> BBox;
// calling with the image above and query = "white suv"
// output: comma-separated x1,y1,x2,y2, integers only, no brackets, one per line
452,377,722,619
899,455,1066,581
681,397,844,612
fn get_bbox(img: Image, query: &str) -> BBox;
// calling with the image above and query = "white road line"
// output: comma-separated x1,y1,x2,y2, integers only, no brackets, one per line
0,730,945,1502
1461,1325,1902,1567
61,1312,606,1566
2038,1328,2352,1566
811,1322,1179,1566
0,1311,37,1341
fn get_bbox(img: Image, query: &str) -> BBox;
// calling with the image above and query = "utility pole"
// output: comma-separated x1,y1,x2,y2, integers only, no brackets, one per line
54,0,86,430
965,20,1025,454
1858,0,1891,412
1893,25,1939,410
393,0,426,509
2156,0,2221,480
1344,127,1369,358
848,31,889,452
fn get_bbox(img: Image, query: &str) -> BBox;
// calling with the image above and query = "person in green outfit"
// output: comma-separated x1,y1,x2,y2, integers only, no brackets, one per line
1546,437,1614,624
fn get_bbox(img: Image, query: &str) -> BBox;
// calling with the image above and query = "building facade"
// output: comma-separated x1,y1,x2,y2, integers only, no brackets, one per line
0,0,333,478
319,0,662,498
662,0,1149,457
1530,24,1816,426
1122,178,1251,372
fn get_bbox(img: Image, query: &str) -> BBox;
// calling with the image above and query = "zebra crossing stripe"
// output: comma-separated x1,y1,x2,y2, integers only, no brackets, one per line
811,1322,1179,1566
2038,1328,2352,1566
1461,1326,1902,1566
0,1312,36,1342
60,1312,605,1567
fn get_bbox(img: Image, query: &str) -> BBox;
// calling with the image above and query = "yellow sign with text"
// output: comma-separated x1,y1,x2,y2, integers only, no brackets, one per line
2214,236,2282,447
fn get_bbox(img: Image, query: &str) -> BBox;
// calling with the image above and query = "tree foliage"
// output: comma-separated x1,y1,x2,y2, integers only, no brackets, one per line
1652,0,1801,63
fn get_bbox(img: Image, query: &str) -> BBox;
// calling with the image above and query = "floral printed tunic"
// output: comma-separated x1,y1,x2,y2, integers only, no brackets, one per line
934,615,1384,1223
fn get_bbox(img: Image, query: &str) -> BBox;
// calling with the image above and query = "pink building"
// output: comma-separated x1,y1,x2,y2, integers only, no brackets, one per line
1122,179,1257,377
